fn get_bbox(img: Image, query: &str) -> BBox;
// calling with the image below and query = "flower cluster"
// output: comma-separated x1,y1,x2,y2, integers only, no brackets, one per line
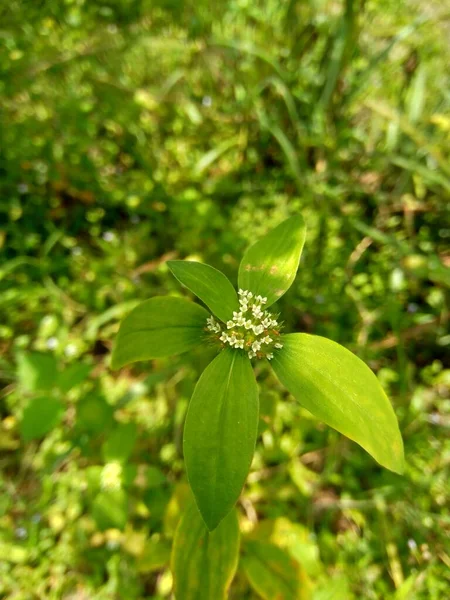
206,289,283,360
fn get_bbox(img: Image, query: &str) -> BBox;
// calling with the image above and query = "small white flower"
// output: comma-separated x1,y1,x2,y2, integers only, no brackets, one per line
102,231,115,242
261,336,272,345
227,320,234,329
248,351,256,359
238,289,246,296
274,342,283,349
65,343,77,357
253,324,264,335
252,305,263,318
262,318,271,328
244,320,253,329
252,341,261,352
233,311,242,318
266,353,274,360
236,316,246,326
220,333,229,343
235,339,244,349
247,292,253,299
261,297,267,304
46,337,59,350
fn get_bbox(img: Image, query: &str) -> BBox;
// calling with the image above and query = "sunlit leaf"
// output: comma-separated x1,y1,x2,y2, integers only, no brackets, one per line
16,352,58,393
183,348,259,531
271,334,404,473
238,215,306,307
111,297,209,369
171,501,240,600
242,540,301,600
168,260,239,322
20,396,64,442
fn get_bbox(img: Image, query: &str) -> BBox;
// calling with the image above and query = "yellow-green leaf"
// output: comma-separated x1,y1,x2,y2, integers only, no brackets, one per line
242,540,301,600
238,215,306,308
271,334,404,473
171,501,240,600
183,349,259,531
168,260,239,323
111,297,209,369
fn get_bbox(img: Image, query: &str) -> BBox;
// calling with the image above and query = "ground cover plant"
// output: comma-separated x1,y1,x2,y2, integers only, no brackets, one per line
0,0,449,599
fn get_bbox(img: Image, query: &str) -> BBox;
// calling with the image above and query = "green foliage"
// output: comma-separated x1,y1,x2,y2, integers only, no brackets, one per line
183,349,259,531
20,396,64,442
168,261,240,323
238,214,307,307
111,297,209,369
241,540,302,600
1,0,449,598
171,502,240,600
272,333,404,473
114,215,404,535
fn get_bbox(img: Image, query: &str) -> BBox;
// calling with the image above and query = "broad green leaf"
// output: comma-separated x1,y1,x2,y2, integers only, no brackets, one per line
102,422,137,463
20,396,64,442
171,501,240,600
242,540,301,600
16,352,58,393
271,334,404,473
168,260,239,323
183,348,259,531
111,296,209,369
238,215,306,308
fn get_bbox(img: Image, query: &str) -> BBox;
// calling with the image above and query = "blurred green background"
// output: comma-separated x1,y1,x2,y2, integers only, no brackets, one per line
0,1,449,598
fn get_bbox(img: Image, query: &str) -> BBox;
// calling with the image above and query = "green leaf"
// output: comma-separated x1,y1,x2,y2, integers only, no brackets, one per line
238,215,306,308
76,394,114,434
92,488,128,530
183,348,259,531
16,352,58,393
57,363,91,393
111,296,209,369
20,396,64,442
241,540,301,600
102,422,137,463
271,334,404,473
171,501,240,600
168,260,239,323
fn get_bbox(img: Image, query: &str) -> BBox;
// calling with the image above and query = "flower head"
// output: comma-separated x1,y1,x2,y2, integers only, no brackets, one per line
206,290,283,360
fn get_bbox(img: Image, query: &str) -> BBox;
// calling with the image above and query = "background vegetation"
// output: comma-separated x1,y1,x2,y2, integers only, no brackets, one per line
0,0,449,598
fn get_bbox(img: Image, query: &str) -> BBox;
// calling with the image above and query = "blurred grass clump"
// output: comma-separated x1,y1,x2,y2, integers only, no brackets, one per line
0,0,449,598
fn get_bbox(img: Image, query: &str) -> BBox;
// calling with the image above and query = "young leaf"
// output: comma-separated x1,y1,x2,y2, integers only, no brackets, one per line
20,396,64,442
111,296,209,369
238,215,306,308
167,260,240,323
271,334,404,473
183,348,259,531
171,501,240,600
241,540,301,600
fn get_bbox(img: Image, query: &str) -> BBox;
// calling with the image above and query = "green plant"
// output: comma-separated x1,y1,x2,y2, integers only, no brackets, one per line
112,214,404,537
